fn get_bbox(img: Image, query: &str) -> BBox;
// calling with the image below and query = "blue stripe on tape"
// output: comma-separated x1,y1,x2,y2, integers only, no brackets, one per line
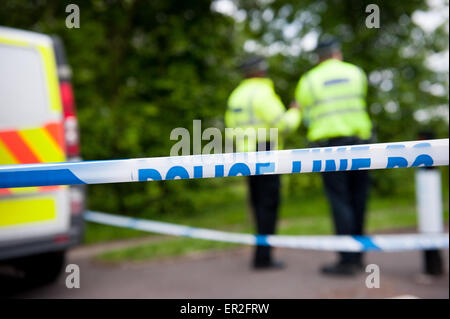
183,227,195,237
413,142,431,148
128,218,138,229
387,144,405,149
255,235,269,246
352,236,382,251
0,169,86,188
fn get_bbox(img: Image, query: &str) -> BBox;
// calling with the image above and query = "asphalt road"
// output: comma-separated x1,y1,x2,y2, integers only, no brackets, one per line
1,245,448,299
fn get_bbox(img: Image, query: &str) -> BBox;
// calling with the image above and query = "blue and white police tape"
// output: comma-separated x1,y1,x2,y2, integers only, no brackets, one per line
85,211,449,252
0,139,448,188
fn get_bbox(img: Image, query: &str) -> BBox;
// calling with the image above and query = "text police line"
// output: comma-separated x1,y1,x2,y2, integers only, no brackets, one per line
0,139,448,188
138,154,435,181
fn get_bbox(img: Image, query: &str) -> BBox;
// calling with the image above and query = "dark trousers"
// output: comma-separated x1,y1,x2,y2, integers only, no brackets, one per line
317,137,371,264
322,170,370,264
248,174,280,264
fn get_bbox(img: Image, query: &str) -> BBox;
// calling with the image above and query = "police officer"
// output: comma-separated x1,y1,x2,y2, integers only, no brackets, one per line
295,39,373,276
225,56,300,270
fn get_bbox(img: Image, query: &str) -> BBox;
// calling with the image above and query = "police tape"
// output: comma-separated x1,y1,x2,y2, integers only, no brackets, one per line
0,139,448,188
84,211,449,252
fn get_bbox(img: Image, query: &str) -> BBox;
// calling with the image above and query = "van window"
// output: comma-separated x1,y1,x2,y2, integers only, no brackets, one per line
0,44,50,129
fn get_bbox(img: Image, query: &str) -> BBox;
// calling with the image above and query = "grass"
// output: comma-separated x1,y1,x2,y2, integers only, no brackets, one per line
91,189,449,263
97,238,236,263
84,223,149,244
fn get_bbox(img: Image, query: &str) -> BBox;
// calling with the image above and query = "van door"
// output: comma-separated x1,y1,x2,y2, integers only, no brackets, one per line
0,27,70,242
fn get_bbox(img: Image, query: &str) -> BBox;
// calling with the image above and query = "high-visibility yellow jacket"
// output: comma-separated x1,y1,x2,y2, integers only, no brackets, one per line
295,59,372,142
225,77,301,152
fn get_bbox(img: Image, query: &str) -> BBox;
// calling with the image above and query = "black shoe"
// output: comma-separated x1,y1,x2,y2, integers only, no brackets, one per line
320,261,364,276
253,260,286,271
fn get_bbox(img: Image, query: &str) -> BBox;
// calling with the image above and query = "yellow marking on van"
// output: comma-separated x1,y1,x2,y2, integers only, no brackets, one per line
0,37,30,47
0,198,56,226
37,45,62,112
0,139,17,165
19,128,65,163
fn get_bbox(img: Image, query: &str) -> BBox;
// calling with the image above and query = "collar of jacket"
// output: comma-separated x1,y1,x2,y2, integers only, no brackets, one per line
241,77,274,87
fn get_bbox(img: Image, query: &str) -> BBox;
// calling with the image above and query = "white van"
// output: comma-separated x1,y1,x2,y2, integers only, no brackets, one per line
0,26,85,284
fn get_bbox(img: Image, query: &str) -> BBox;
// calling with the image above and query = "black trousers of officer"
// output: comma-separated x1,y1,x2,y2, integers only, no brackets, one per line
247,141,280,264
248,173,280,264
318,137,371,264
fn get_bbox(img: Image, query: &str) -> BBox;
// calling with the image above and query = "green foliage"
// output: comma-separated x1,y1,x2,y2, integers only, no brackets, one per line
1,0,242,217
97,237,236,263
1,0,448,219
237,0,449,197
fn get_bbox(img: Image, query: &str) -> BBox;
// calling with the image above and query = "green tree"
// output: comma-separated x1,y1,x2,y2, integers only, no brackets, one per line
1,0,448,216
1,0,242,217
233,0,449,196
